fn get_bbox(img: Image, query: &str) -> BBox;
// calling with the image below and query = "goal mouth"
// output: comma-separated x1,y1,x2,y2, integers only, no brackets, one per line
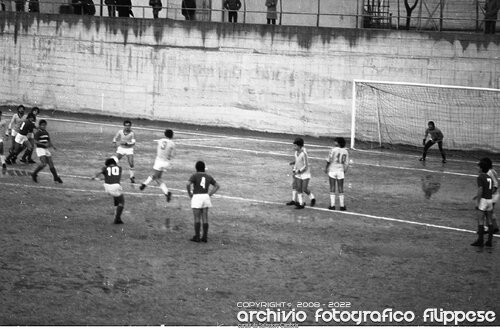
351,80,500,154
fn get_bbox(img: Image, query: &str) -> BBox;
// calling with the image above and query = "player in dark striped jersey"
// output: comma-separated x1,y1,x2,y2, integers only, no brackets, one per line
20,106,40,164
92,157,125,224
471,158,495,247
186,161,220,243
5,112,36,165
30,120,63,183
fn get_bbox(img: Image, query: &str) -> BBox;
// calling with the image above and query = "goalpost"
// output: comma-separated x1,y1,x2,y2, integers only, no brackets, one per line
351,79,500,153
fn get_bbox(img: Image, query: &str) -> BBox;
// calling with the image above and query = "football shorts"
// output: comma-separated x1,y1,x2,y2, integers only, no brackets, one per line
104,183,123,197
294,169,311,180
116,146,134,156
153,159,171,172
14,133,28,145
11,129,18,137
191,193,212,209
478,198,494,212
35,148,51,157
328,169,345,180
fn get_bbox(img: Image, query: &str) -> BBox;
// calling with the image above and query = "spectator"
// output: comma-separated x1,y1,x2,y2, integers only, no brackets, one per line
265,0,277,25
82,0,96,15
149,0,162,19
224,0,241,23
28,0,39,12
1,0,6,11
181,0,196,21
116,0,133,17
15,0,25,12
105,0,116,17
484,0,500,34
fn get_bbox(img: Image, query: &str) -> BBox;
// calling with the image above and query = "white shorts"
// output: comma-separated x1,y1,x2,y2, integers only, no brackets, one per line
492,192,499,204
153,159,171,172
104,183,123,197
191,193,212,209
36,148,51,157
478,198,494,212
15,133,28,145
294,170,311,180
116,146,134,156
328,169,345,180
11,129,18,137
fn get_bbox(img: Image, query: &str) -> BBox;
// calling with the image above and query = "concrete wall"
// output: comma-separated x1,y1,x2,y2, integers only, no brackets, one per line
1,12,499,137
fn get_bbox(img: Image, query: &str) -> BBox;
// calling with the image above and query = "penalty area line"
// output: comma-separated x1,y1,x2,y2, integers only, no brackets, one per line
1,180,494,238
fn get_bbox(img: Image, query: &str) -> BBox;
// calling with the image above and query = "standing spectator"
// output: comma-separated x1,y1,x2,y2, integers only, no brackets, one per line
28,0,39,12
181,0,196,21
15,0,25,12
484,0,500,34
1,0,5,11
105,0,116,17
265,0,277,25
116,0,133,17
82,0,96,15
224,0,241,23
149,0,162,19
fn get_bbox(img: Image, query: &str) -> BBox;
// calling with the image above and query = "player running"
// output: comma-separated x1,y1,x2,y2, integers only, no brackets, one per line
112,120,136,183
290,137,315,209
5,112,36,165
471,158,495,247
420,121,446,163
186,161,220,243
20,107,40,164
91,157,126,224
0,111,9,170
139,129,175,202
7,105,26,163
30,120,63,184
325,137,349,211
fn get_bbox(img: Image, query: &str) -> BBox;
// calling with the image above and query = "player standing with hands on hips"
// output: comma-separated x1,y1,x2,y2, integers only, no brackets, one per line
187,161,220,243
420,121,446,163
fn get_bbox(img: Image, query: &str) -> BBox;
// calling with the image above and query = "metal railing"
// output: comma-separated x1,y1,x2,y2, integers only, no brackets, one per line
0,0,495,32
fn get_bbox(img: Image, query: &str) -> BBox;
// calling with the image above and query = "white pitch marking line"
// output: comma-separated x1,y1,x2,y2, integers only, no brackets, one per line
1,180,496,238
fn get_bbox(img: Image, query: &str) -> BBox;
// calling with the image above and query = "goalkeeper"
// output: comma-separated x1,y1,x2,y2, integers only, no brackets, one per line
419,121,446,163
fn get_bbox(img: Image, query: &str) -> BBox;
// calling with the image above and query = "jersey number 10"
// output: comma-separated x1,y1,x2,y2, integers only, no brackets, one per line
107,166,120,176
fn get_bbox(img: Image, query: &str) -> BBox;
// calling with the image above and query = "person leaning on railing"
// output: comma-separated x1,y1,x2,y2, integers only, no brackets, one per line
181,0,196,21
28,0,39,12
15,0,25,12
116,0,133,17
223,0,242,23
150,0,162,19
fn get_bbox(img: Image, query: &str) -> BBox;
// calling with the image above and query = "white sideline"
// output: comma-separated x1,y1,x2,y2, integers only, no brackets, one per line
1,179,497,238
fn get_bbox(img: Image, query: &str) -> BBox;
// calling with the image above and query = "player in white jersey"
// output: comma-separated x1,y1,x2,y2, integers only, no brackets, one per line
112,120,136,183
139,129,175,202
289,137,315,209
7,105,25,163
325,137,349,211
0,111,9,170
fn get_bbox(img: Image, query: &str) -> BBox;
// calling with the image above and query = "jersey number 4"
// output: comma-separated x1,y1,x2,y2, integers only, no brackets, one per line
200,177,206,189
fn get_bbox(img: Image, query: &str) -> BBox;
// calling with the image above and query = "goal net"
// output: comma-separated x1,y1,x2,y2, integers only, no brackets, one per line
351,80,500,153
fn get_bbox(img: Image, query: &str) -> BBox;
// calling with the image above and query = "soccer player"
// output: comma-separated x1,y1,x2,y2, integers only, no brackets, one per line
0,111,9,169
30,120,63,184
290,137,315,209
7,104,26,163
91,157,125,224
486,159,499,234
325,137,349,211
112,120,136,183
186,161,220,243
419,121,446,163
471,158,495,247
20,107,40,164
139,129,175,202
5,112,36,165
